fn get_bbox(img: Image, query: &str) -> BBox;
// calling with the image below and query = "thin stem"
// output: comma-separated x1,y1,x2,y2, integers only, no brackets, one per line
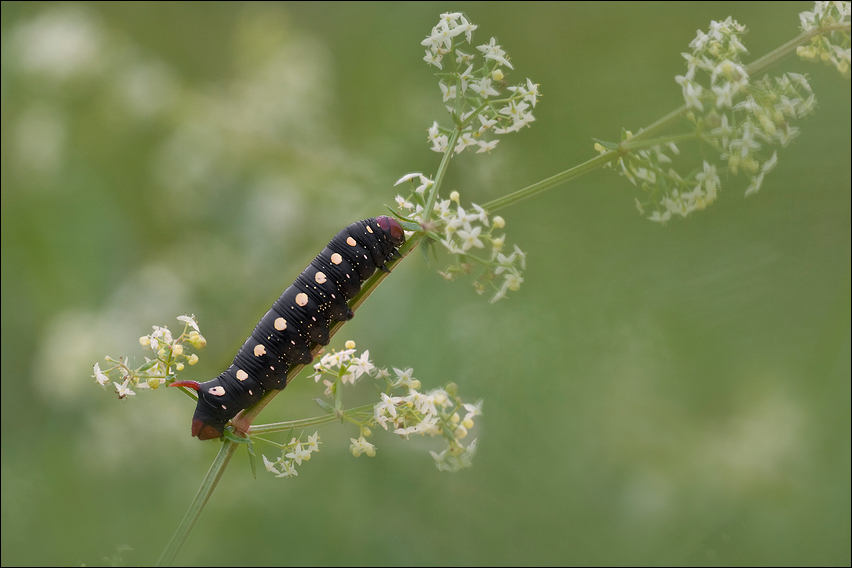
158,234,423,565
483,23,850,214
481,151,614,212
423,128,461,219
156,440,238,566
248,404,375,435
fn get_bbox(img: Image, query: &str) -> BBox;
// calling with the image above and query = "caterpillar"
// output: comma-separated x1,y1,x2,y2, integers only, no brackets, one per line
171,216,405,440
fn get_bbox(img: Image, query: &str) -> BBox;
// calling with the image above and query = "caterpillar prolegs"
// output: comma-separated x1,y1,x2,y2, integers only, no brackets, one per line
171,216,405,440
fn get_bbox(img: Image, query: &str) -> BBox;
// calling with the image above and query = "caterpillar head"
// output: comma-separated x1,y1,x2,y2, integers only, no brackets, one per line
170,380,227,440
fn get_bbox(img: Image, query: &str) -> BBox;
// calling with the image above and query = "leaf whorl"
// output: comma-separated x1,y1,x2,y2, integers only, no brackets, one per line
182,216,405,440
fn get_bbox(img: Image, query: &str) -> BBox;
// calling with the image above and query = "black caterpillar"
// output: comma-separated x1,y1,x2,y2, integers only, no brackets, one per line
171,216,405,440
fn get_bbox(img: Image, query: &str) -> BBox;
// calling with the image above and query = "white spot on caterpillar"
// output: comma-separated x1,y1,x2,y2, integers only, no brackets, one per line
331,253,343,265
209,386,226,396
236,369,249,381
315,271,327,284
221,404,227,410
254,344,266,357
248,389,253,396
366,226,374,233
346,237,356,246
296,293,308,306
274,317,287,331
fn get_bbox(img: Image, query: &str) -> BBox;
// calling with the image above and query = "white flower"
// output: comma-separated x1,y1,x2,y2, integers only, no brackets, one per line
394,172,422,186
375,392,403,419
307,432,321,453
683,82,704,111
477,114,497,133
415,175,434,194
177,315,199,333
93,362,110,386
423,49,443,69
285,443,311,465
463,400,483,422
453,131,478,154
350,350,375,380
114,380,136,399
457,16,477,43
277,461,298,477
395,195,414,210
439,81,457,102
477,37,513,69
456,224,484,251
744,173,765,197
350,436,376,457
712,82,734,108
470,77,499,99
392,367,418,388
761,151,779,174
476,139,499,153
262,455,282,475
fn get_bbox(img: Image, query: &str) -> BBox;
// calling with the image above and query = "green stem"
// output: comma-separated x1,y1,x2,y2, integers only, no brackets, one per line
158,21,849,565
483,23,850,214
481,151,614,212
157,233,423,565
248,404,376,435
156,440,238,566
423,128,461,220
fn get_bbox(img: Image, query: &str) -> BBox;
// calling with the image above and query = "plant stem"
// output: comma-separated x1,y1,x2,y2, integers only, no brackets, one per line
156,440,238,566
482,151,614,212
484,22,850,213
423,128,461,218
248,404,376,435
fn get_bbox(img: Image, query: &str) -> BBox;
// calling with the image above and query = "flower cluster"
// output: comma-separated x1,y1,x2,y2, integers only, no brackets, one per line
600,15,821,223
372,378,482,473
262,432,320,478
395,176,526,302
798,1,851,77
309,341,482,472
93,315,205,398
421,12,539,154
310,340,377,396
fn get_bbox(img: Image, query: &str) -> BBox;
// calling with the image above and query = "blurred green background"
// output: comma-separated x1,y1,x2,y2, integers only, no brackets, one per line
2,2,849,566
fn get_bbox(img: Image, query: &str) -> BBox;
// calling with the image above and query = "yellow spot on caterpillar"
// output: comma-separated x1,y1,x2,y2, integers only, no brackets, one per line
331,253,342,264
209,386,226,396
236,369,249,381
274,318,287,331
315,271,327,284
254,344,266,357
346,237,356,246
367,226,374,233
296,293,308,306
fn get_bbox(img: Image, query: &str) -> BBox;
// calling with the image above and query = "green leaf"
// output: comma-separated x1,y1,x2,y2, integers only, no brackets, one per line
314,398,335,414
223,429,251,444
591,138,619,150
137,359,160,372
246,440,256,480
